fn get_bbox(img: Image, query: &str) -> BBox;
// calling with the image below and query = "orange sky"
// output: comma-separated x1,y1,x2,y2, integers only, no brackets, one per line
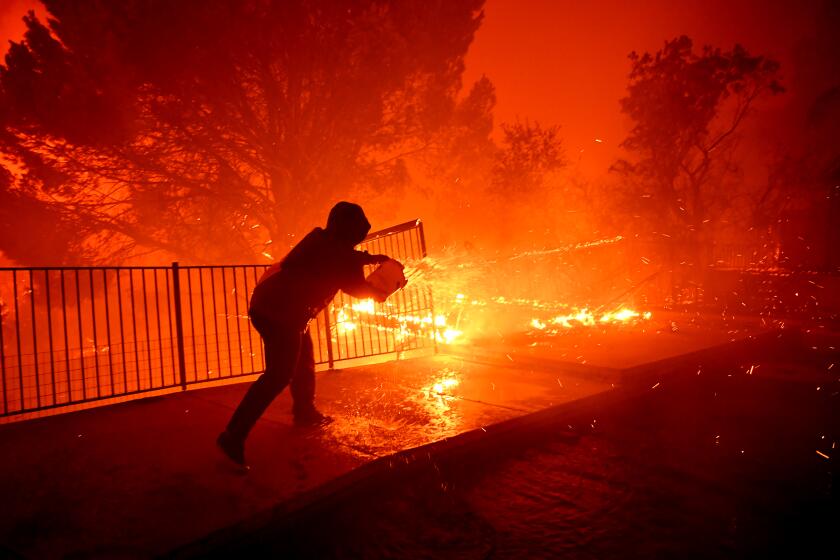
1,0,821,181
462,0,819,178
0,0,36,49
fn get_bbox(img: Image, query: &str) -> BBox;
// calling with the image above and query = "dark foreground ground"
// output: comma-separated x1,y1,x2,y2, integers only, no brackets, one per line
194,338,838,559
1,316,836,558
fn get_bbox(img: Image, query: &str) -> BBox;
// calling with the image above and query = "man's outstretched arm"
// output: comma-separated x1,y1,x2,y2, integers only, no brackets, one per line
342,253,403,302
357,251,390,266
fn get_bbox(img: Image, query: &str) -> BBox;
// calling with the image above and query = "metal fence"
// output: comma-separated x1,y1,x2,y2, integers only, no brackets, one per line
0,219,433,420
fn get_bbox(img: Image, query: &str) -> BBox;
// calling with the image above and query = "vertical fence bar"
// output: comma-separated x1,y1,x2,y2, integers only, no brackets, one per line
164,269,178,383
339,292,350,359
116,270,128,394
323,307,334,369
128,269,140,391
171,262,188,390
418,221,437,353
45,270,56,405
220,268,233,376
198,270,211,380
60,270,71,405
243,267,255,374
88,269,101,398
140,270,153,388
12,271,23,410
373,237,391,353
74,269,86,400
208,269,222,378
152,270,165,387
28,270,41,409
232,268,244,376
385,235,403,349
102,269,114,397
252,267,265,369
186,269,200,381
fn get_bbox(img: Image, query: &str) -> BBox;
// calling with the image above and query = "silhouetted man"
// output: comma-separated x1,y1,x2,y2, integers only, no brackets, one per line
217,202,396,468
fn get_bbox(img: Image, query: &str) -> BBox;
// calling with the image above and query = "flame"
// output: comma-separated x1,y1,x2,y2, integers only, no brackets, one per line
600,308,639,322
336,308,357,332
531,307,651,331
334,294,650,343
333,275,650,347
439,328,462,344
332,298,463,344
351,299,376,314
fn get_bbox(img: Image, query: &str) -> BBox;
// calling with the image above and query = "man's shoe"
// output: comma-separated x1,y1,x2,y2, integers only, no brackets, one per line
216,431,248,469
293,408,333,428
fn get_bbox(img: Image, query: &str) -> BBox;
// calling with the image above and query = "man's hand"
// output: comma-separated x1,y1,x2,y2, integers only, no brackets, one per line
368,253,391,265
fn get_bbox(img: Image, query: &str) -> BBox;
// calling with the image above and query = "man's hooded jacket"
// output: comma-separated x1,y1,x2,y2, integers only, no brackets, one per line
249,202,380,329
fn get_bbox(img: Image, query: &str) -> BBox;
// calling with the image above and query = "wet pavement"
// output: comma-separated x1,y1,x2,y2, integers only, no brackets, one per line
241,356,837,559
0,319,777,558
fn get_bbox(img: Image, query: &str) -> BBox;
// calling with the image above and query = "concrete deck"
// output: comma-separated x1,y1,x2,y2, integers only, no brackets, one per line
0,320,775,558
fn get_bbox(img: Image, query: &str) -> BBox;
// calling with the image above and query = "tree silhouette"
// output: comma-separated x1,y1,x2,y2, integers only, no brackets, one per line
761,2,840,271
491,120,565,197
410,75,496,245
0,0,484,264
613,36,782,275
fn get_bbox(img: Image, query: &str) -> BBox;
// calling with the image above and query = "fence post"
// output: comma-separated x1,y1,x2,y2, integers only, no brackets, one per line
171,262,188,390
418,221,438,354
322,307,335,370
417,219,428,257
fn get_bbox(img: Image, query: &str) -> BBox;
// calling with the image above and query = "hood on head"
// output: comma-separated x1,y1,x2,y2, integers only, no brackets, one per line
326,201,371,246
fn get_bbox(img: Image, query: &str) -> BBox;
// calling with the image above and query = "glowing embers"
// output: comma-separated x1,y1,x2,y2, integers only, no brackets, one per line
335,308,358,331
435,308,463,344
530,307,652,332
333,298,463,344
351,299,376,314
334,298,378,331
439,327,463,344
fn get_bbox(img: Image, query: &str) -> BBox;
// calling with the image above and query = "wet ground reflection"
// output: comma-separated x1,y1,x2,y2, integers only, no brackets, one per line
316,366,468,458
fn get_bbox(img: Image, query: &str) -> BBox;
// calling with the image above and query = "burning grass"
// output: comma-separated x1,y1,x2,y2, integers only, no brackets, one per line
337,238,656,348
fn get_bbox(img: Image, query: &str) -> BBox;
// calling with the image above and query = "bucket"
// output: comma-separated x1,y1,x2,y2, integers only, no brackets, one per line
366,259,407,297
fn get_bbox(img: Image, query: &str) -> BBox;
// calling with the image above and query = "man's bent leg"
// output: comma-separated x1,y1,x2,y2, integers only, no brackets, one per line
225,327,302,442
290,330,316,415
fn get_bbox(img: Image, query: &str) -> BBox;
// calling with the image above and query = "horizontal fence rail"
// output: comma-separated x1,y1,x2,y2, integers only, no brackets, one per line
0,219,434,420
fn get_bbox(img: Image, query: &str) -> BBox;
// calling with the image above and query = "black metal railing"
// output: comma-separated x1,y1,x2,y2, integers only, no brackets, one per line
330,219,435,364
0,219,433,420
